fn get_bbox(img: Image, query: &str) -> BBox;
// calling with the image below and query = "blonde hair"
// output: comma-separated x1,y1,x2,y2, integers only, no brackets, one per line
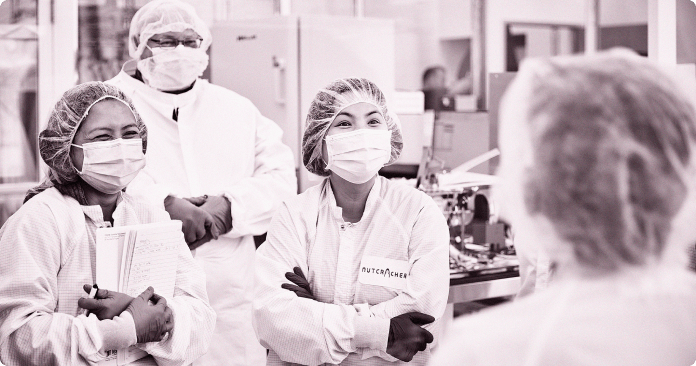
518,50,696,270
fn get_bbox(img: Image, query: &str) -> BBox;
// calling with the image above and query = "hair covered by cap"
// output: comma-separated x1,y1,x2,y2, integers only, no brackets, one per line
302,77,403,177
513,49,696,271
38,81,147,185
129,0,212,59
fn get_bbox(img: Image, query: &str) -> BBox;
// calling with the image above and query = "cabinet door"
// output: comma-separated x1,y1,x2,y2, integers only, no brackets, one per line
298,15,396,191
210,17,300,168
438,0,472,39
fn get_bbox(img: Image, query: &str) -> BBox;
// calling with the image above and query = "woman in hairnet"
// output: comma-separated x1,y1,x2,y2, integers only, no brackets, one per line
253,78,450,366
429,50,696,366
0,82,215,366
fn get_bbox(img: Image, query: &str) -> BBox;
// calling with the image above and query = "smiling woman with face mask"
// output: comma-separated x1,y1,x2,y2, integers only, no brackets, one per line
253,78,450,366
0,82,215,366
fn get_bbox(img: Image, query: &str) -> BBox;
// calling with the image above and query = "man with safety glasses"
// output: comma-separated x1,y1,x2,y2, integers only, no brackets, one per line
107,1,297,365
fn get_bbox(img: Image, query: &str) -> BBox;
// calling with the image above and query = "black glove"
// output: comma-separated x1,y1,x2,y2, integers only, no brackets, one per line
386,312,435,362
126,287,174,344
77,284,133,320
281,266,315,300
164,195,218,247
199,195,233,236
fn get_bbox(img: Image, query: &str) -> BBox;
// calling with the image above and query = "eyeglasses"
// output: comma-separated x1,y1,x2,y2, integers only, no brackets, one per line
148,38,202,49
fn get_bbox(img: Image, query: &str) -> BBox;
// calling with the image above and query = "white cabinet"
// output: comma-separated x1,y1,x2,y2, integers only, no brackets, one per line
210,15,395,191
438,0,472,39
0,0,77,227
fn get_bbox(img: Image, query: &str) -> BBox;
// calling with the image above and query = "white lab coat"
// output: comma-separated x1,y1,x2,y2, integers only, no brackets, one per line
0,188,215,366
108,60,297,366
515,245,552,298
429,265,696,366
253,177,450,366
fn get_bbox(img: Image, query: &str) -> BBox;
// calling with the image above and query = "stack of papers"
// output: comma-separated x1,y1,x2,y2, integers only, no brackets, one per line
95,220,184,365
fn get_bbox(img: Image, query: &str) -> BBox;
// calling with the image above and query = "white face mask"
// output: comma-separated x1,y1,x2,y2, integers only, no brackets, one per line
138,45,209,91
72,138,146,194
324,129,392,184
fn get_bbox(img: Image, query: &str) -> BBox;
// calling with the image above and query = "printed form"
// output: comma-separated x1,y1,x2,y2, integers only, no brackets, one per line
95,220,183,365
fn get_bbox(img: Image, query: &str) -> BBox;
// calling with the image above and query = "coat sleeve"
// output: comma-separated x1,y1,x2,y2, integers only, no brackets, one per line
125,168,173,210
137,238,216,366
222,110,297,238
0,202,136,366
252,203,390,366
368,201,450,324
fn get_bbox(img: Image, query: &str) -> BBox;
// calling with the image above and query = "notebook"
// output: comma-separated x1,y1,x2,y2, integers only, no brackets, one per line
95,220,183,365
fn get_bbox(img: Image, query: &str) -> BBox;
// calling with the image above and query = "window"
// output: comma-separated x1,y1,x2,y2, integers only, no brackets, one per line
0,0,77,227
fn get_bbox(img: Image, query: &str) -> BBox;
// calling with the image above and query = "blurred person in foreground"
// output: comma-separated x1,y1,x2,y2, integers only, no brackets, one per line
107,1,296,364
0,82,215,365
429,49,696,365
253,78,450,365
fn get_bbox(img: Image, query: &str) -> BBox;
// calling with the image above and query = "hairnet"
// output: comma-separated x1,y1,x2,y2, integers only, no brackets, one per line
128,0,212,59
302,77,403,177
497,49,696,271
37,81,147,186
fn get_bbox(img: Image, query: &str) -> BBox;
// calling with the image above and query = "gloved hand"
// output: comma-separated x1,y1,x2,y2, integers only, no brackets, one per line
164,195,219,247
77,284,133,320
183,195,231,250
386,312,435,362
198,195,233,236
188,230,216,250
126,286,174,344
281,266,315,300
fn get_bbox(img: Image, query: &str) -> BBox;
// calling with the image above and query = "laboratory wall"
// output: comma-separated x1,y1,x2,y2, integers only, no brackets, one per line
677,0,696,64
172,0,468,91
0,0,683,227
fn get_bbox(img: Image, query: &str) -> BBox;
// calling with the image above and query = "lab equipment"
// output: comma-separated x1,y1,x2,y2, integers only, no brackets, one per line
417,148,517,280
428,185,518,280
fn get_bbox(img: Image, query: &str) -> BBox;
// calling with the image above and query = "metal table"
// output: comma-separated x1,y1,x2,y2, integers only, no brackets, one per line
448,271,520,303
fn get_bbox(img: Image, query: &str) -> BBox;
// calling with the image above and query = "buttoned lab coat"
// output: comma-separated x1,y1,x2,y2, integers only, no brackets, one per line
0,188,215,366
254,177,450,366
108,61,297,366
